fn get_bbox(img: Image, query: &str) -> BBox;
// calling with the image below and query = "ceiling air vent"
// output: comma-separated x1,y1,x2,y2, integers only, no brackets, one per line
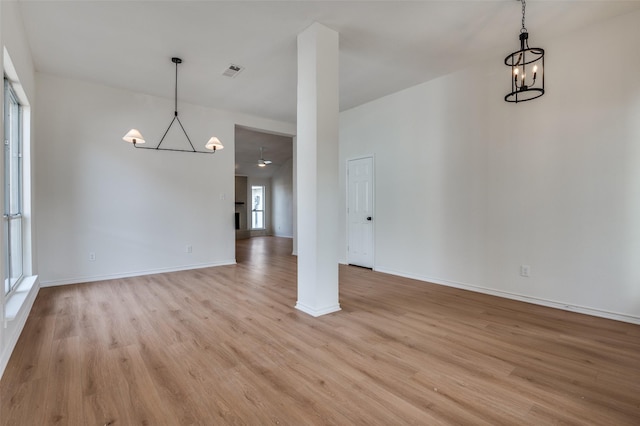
222,64,244,78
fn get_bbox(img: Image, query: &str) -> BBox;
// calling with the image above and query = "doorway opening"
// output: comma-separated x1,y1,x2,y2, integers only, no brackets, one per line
234,126,294,249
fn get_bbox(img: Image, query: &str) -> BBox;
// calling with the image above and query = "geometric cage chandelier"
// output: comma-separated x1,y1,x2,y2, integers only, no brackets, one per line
504,0,545,103
122,57,224,153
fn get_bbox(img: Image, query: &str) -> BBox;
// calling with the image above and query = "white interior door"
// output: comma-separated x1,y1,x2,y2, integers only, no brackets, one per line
347,157,374,268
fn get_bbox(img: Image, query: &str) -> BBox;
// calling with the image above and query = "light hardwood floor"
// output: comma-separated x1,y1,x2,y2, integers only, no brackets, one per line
1,236,639,425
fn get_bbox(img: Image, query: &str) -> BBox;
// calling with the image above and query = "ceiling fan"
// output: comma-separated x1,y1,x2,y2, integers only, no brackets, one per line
258,147,272,167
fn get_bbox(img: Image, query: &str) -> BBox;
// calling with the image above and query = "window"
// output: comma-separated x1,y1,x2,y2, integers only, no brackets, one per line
4,78,24,295
251,185,265,229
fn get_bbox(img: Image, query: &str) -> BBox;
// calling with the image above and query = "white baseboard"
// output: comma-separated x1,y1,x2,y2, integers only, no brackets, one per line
39,260,237,287
373,267,640,325
295,301,341,317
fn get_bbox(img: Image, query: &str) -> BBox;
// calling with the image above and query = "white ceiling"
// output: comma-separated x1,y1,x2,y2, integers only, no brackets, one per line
16,1,640,176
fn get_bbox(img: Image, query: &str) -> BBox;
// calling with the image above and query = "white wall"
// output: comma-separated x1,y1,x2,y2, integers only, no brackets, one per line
35,73,295,286
339,10,640,323
1,4,35,102
272,158,294,237
292,136,297,254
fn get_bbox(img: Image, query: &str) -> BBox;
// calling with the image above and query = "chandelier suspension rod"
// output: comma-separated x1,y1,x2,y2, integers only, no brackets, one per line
174,57,178,115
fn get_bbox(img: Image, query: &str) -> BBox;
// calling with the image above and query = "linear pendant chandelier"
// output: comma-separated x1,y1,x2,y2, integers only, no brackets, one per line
504,0,545,103
122,57,223,154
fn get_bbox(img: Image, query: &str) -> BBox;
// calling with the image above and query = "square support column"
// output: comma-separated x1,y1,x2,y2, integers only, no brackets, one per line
295,23,340,317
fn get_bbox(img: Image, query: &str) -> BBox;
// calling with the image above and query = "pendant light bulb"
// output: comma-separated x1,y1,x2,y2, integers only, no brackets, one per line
123,129,145,144
205,137,224,152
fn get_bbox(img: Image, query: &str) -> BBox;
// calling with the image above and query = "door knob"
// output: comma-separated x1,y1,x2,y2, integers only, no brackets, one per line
366,216,372,221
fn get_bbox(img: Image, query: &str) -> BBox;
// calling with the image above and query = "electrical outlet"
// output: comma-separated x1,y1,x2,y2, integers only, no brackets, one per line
520,265,530,277
89,252,96,261
186,245,192,254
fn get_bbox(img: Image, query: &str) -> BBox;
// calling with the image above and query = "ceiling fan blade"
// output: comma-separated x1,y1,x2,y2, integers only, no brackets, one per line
257,147,272,166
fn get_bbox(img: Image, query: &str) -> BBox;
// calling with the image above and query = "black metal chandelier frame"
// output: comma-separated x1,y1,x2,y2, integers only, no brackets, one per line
504,0,545,103
127,57,221,154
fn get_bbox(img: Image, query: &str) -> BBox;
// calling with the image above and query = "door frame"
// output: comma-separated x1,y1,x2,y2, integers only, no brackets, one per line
346,155,375,269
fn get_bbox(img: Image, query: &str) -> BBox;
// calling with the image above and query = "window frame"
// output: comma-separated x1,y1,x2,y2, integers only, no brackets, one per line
4,77,24,296
251,185,266,230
